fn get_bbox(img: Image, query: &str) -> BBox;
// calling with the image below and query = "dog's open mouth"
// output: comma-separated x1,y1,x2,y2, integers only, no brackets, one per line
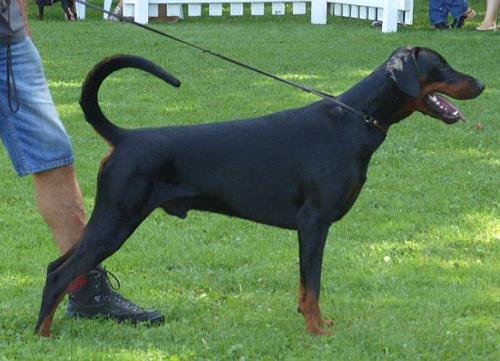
424,93,466,124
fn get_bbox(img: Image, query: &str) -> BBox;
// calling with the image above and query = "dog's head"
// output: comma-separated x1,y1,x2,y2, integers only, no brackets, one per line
385,46,484,124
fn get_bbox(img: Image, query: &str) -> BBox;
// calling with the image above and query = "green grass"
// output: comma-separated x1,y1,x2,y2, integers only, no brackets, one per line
0,1,498,360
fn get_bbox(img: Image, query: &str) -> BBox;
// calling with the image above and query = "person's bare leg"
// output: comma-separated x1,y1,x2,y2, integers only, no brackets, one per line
477,0,499,29
32,165,86,254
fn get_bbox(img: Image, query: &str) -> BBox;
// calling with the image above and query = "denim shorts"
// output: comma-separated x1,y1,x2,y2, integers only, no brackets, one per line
429,0,469,24
0,37,74,176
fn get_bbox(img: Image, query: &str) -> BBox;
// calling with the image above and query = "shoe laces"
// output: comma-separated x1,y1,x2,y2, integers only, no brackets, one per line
96,269,144,313
102,268,121,291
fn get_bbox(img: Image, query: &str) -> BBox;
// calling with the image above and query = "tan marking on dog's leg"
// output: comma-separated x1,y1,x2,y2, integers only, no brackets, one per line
38,293,66,337
298,281,334,335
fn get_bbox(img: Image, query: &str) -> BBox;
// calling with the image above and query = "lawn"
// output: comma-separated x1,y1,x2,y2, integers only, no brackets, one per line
0,0,498,360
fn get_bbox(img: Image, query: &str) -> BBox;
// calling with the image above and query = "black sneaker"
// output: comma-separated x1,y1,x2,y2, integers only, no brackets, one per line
66,267,164,326
451,16,466,28
434,22,451,30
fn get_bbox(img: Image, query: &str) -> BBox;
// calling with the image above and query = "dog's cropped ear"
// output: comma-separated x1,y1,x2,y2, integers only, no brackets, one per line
385,47,421,98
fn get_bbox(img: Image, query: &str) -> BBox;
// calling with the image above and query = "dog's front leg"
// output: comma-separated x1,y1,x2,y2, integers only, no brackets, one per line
38,2,45,20
296,203,333,335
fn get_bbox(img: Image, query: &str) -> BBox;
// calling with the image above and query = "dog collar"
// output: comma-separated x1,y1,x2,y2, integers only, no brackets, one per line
361,114,388,135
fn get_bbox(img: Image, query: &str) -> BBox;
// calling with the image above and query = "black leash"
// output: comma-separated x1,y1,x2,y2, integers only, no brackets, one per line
75,0,385,132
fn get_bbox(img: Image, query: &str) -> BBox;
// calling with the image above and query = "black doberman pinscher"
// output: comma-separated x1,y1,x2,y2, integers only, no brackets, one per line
36,0,77,21
35,46,484,336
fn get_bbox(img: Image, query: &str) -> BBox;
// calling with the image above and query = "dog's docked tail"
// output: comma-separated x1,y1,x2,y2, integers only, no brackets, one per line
80,54,181,145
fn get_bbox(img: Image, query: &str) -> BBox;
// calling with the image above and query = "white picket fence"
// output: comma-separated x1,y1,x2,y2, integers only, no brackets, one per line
76,0,413,32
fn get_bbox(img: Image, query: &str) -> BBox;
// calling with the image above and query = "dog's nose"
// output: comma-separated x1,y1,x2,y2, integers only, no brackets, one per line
475,80,485,93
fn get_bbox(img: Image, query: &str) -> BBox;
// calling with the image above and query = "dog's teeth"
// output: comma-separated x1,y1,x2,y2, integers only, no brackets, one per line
452,110,459,116
430,95,438,102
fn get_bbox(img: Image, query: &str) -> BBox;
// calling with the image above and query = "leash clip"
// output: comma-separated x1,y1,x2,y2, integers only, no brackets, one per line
363,114,375,124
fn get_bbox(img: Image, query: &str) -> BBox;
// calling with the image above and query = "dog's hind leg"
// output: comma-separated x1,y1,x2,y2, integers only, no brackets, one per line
46,242,80,274
296,202,333,335
35,176,157,336
61,0,77,21
35,211,151,336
